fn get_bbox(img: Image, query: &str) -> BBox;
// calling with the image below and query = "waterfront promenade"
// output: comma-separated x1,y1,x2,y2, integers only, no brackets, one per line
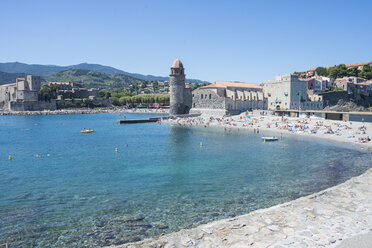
111,168,372,248
109,114,372,248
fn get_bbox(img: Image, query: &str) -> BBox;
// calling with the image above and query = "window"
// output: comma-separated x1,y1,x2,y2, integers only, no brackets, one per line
201,94,203,99
209,94,211,99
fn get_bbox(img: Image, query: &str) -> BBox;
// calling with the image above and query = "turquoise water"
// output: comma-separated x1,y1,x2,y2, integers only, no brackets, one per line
0,113,371,247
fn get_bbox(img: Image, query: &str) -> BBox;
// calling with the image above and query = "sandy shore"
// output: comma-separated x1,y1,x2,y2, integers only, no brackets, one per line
162,113,372,148
108,113,372,248
0,107,169,116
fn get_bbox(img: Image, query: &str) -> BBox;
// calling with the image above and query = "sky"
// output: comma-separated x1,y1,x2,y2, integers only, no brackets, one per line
1,0,371,83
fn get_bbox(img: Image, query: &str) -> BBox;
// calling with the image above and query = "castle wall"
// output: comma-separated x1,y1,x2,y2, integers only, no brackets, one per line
9,100,57,111
16,90,38,101
192,88,226,109
27,75,41,91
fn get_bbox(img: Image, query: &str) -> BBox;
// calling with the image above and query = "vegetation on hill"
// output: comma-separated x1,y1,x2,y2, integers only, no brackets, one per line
99,88,169,106
44,69,142,90
315,64,372,79
0,71,28,85
0,62,210,84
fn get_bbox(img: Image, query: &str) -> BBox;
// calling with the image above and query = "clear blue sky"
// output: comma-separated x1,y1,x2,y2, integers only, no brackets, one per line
1,0,371,83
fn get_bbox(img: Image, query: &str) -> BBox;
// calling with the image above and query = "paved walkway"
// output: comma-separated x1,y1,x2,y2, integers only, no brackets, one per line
111,169,372,248
336,231,372,248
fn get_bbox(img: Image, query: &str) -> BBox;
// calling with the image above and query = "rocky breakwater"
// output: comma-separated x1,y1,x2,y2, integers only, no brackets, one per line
0,108,112,115
0,107,169,116
110,168,372,248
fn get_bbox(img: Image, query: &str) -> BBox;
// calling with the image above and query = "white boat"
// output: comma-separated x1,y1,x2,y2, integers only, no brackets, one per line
261,136,279,141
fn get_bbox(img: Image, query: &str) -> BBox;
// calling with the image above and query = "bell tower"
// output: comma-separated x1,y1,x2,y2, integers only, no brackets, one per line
169,59,187,115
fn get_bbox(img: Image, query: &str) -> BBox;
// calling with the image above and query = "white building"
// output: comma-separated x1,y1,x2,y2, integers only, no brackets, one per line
264,74,323,110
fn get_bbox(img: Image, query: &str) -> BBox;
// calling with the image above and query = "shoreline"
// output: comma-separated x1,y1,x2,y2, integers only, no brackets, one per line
162,113,372,149
110,168,372,248
0,107,169,116
109,114,372,247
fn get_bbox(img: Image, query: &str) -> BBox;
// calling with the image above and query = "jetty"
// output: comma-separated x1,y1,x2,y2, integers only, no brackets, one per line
116,113,201,124
116,117,160,124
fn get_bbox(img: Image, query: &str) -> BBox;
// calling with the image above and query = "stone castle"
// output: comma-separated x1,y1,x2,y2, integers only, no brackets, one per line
0,75,56,111
169,59,192,115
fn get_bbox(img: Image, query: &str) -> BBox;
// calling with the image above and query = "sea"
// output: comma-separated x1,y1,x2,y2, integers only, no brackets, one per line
0,113,370,247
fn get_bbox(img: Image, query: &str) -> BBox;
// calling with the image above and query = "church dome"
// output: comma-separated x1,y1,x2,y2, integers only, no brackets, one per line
171,59,183,68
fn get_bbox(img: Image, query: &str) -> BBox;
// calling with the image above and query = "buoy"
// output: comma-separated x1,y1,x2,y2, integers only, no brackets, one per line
200,142,203,147
282,147,284,150
9,155,12,160
115,148,118,152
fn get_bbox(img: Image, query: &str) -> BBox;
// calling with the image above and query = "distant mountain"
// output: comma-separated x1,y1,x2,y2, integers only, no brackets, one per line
0,62,210,84
0,71,28,85
45,69,142,90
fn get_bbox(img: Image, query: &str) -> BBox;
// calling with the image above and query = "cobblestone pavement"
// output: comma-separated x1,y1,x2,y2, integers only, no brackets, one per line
110,168,372,248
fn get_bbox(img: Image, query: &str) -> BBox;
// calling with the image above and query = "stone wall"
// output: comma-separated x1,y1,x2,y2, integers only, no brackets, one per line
192,88,226,109
191,88,266,116
16,90,38,101
9,100,57,111
322,91,354,107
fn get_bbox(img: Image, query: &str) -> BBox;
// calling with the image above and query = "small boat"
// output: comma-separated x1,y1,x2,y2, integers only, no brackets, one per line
261,136,278,141
81,129,94,133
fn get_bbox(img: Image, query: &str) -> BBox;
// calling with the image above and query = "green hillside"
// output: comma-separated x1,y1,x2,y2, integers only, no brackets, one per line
44,69,142,90
0,71,28,85
0,62,210,84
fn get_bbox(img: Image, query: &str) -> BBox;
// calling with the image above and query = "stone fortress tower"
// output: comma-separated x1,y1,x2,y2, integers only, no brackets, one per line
169,59,192,115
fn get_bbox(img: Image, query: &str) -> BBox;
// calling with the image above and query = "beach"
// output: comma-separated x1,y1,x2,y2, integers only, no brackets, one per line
161,113,372,148
108,113,372,248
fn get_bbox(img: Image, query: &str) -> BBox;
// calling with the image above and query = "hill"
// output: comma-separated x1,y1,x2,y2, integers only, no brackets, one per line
0,71,28,85
45,69,142,90
0,62,210,84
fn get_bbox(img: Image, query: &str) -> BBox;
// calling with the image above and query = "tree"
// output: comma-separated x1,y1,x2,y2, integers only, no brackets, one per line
359,64,372,80
328,64,348,79
347,66,360,77
99,90,111,99
110,97,120,106
315,67,328,76
153,81,159,91
38,85,55,101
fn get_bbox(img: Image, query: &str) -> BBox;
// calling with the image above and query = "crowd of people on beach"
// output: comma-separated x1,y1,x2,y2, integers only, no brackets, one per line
161,112,372,145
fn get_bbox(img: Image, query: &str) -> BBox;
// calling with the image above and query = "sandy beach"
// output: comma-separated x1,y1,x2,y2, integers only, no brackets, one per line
161,113,372,149
108,113,372,248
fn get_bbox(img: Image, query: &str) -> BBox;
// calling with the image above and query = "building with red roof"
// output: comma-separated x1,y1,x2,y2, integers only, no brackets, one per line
190,80,266,116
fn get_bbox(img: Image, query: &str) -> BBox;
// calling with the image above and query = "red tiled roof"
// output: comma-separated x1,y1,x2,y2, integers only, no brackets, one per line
308,62,371,72
215,81,263,89
0,83,16,87
200,84,225,89
346,62,371,67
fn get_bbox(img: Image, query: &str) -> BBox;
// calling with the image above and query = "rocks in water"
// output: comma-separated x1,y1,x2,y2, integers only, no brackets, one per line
110,215,145,223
